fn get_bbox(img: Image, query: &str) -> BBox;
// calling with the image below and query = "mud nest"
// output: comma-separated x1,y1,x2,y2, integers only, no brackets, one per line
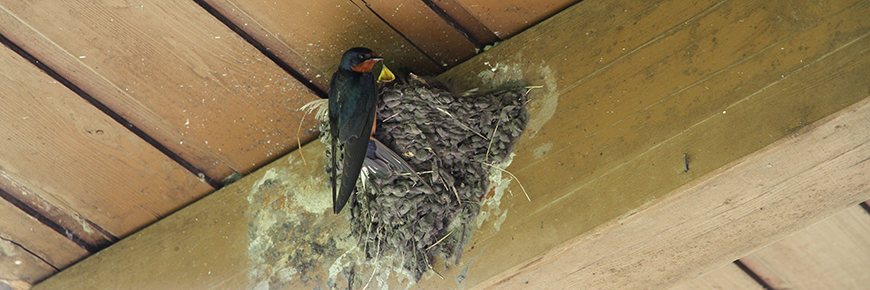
322,77,529,280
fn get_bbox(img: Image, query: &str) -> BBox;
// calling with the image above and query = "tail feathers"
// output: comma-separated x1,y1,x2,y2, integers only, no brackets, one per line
334,134,369,214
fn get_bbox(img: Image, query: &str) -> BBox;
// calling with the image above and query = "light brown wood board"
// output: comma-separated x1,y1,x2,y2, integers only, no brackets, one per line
196,0,570,91
669,263,764,290
200,0,446,91
744,206,870,289
0,199,87,271
0,37,213,240
0,238,53,287
364,0,479,67
0,198,87,286
453,0,579,38
0,0,321,180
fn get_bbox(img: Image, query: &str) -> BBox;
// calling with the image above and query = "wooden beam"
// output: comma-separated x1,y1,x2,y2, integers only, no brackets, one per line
33,0,870,288
437,0,870,286
480,97,870,289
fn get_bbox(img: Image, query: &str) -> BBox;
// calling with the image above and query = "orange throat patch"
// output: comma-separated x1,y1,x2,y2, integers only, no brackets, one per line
352,59,380,73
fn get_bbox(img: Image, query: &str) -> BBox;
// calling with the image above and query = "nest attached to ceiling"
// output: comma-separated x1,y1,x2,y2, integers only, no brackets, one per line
321,77,529,280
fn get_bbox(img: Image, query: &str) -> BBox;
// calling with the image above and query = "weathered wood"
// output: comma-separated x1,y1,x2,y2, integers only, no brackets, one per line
34,97,870,289
736,254,793,289
0,238,54,287
669,263,764,290
0,0,320,179
201,0,447,91
745,206,870,289
364,0,478,67
0,199,87,269
0,195,87,286
436,0,870,285
31,144,329,290
427,0,500,45
0,43,213,239
453,0,579,38
478,97,870,288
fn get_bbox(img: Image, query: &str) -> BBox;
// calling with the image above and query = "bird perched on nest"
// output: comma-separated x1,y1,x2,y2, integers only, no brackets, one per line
327,47,405,214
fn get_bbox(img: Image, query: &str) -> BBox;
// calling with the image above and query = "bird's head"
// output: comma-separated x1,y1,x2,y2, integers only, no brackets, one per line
339,47,383,73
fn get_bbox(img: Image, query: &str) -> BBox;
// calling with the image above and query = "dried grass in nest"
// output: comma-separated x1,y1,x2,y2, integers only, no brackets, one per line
321,77,529,280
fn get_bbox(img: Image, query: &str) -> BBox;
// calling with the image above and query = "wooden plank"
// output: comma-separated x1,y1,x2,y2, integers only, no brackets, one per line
31,144,329,290
201,0,445,91
0,238,54,286
436,0,870,286
426,0,500,45
478,96,870,289
736,254,793,289
0,0,321,179
0,43,213,238
453,0,579,38
669,263,764,290
0,199,87,270
746,206,870,289
364,0,479,66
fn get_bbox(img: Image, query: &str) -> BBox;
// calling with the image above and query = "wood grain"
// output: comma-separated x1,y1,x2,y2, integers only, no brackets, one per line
434,0,870,285
736,254,793,289
0,44,213,238
33,97,870,289
201,0,446,91
29,0,870,288
364,0,479,67
480,96,870,289
0,198,87,270
0,238,54,286
669,263,764,290
454,0,579,38
31,144,330,290
0,0,321,179
427,0,500,45
747,206,870,289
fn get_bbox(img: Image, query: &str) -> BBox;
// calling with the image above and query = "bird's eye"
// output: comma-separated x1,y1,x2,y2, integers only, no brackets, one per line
358,54,365,59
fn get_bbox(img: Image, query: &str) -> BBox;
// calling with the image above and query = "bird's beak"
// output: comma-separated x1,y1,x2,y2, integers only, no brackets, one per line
378,65,395,83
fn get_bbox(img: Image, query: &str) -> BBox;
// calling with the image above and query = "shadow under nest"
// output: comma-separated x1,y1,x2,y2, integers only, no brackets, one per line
320,75,529,280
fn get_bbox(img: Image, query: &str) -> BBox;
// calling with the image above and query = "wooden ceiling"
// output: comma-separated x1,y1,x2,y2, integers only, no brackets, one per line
0,0,577,285
2,0,870,289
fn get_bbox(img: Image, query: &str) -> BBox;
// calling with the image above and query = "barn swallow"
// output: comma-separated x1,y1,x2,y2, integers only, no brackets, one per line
329,47,383,214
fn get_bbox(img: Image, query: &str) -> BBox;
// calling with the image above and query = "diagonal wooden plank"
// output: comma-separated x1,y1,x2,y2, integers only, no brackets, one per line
0,238,55,287
200,0,445,91
0,0,321,179
745,206,870,289
670,262,765,290
0,199,87,270
363,0,479,67
0,41,213,239
453,0,580,38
